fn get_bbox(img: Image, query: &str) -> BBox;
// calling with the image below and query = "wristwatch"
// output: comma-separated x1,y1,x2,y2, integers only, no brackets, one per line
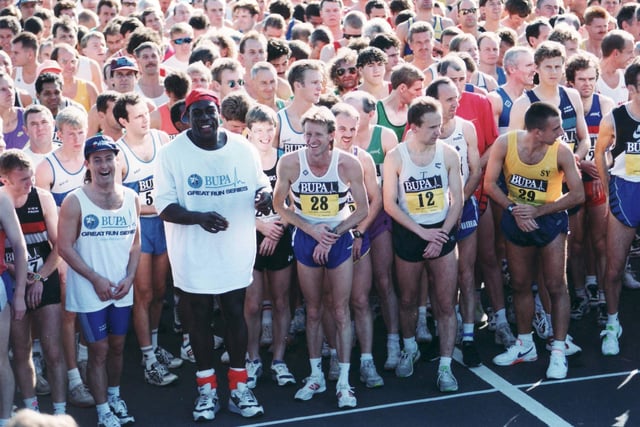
507,204,516,214
352,229,363,239
31,272,48,282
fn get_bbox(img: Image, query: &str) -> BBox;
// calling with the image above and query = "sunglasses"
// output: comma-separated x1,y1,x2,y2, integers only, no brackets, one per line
460,7,477,15
121,1,135,5
227,79,245,88
336,67,357,77
343,33,361,40
173,37,193,45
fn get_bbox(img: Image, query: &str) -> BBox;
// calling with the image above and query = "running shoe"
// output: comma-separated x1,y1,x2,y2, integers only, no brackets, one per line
437,366,458,392
229,382,264,418
494,322,516,348
108,397,135,425
336,383,357,408
623,260,640,289
180,342,196,363
294,375,326,401
395,349,420,378
416,314,432,343
193,383,220,422
260,323,273,347
545,335,582,356
384,345,400,371
246,359,263,389
546,352,568,379
155,346,183,369
570,295,590,320
461,340,482,367
68,383,95,408
33,353,50,396
328,352,340,381
601,323,622,356
271,362,296,386
144,361,178,386
492,339,538,366
586,283,599,307
533,308,551,340
359,360,384,388
97,411,121,427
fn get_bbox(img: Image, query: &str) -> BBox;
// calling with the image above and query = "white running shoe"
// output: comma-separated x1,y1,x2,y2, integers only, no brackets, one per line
229,382,264,418
546,352,568,379
493,339,538,366
545,335,582,356
601,323,622,356
193,383,220,422
271,362,296,386
245,359,263,389
336,383,357,409
294,375,326,401
180,343,196,363
416,315,432,343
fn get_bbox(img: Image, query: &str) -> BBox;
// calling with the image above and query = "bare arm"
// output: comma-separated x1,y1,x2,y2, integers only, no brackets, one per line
568,88,589,160
1,193,28,320
483,134,512,210
508,95,529,131
34,189,60,279
462,120,482,200
488,91,503,132
442,145,464,234
35,158,54,190
337,153,370,235
534,143,585,216
595,112,615,197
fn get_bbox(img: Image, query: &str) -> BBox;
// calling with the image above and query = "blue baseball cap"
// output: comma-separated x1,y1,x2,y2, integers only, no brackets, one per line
84,135,119,160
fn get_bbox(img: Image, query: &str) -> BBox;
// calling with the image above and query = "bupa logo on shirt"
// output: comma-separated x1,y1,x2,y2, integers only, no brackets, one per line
186,169,249,196
84,214,99,230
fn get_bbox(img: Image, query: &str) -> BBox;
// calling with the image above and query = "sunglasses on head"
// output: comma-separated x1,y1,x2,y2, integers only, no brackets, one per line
336,67,357,77
173,37,193,45
227,79,245,88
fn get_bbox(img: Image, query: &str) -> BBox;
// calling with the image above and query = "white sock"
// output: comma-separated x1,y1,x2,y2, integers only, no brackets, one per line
462,323,474,342
387,333,400,349
418,306,427,318
23,396,38,411
141,345,157,369
67,368,82,389
196,368,215,378
182,334,190,346
439,356,452,369
337,362,350,386
551,340,565,353
107,386,120,401
151,329,159,350
494,308,507,325
310,358,322,377
585,275,597,286
608,313,619,325
96,402,110,418
261,301,272,324
360,353,373,364
32,339,42,355
403,337,417,353
53,401,66,415
518,333,533,345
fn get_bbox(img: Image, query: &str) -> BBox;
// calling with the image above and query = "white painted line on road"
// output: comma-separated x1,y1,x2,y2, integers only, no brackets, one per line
515,369,639,389
243,388,498,427
452,348,573,427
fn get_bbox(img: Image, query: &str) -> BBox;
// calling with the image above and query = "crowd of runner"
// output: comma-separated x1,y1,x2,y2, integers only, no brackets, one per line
1,0,640,424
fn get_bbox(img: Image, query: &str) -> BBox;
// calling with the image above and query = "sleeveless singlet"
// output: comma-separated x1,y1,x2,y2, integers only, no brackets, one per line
496,67,507,86
77,58,93,86
291,149,350,228
439,117,469,183
3,188,57,288
73,79,92,113
256,156,280,221
117,130,162,217
525,87,578,152
44,152,86,207
365,125,385,182
65,187,138,313
495,87,513,134
503,131,563,207
158,103,179,137
596,71,628,106
397,141,450,225
610,104,640,182
4,108,28,150
14,67,36,100
277,109,306,156
376,100,406,142
583,94,603,183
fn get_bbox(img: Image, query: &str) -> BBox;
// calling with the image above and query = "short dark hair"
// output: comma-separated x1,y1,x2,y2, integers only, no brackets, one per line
0,149,33,176
356,46,387,68
189,44,218,65
301,106,336,133
565,52,599,83
164,71,191,99
504,0,532,17
113,92,144,124
269,0,293,20
267,38,291,62
288,40,311,60
601,29,633,58
616,3,637,30
407,96,442,127
120,17,143,36
624,58,640,87
23,16,44,36
170,100,186,126
35,72,62,95
220,92,253,122
96,91,119,113
524,101,561,131
525,18,551,46
425,77,455,99
12,32,38,52
126,27,162,55
189,14,209,30
369,33,400,52
0,16,21,35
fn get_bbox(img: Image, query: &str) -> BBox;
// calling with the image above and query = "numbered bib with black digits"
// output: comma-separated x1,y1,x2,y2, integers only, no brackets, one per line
299,194,339,217
406,189,445,215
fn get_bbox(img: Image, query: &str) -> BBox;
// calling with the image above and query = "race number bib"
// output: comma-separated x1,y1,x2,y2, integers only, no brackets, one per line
406,188,445,215
626,142,640,176
299,194,339,217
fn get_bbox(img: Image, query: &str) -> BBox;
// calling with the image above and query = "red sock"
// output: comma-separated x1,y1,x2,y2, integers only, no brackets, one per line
228,369,248,391
196,374,217,389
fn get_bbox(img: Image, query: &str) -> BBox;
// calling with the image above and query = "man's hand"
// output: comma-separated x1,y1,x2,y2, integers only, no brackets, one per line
313,243,331,265
198,212,229,233
419,228,450,245
92,275,116,301
259,237,278,256
12,297,26,321
352,236,363,260
255,189,273,216
25,280,44,309
514,215,539,232
112,276,134,300
259,220,285,241
310,224,339,247
423,241,443,259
